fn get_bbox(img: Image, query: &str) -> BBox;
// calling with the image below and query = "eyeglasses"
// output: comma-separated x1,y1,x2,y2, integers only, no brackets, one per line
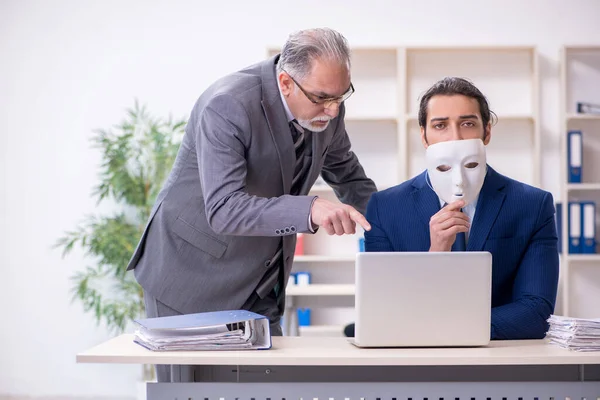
283,69,355,108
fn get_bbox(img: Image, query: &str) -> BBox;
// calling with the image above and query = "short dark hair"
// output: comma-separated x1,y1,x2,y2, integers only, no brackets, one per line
418,77,497,141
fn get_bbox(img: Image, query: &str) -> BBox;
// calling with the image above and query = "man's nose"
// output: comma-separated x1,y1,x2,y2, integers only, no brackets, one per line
323,101,340,118
448,124,463,141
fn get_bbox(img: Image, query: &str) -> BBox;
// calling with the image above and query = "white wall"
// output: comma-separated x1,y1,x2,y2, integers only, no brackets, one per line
1,0,600,398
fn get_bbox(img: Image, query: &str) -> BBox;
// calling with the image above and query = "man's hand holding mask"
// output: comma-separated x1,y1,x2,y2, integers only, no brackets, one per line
425,139,487,251
429,200,469,251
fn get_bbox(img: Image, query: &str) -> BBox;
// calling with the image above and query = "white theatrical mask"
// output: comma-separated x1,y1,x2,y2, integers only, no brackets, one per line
425,138,487,206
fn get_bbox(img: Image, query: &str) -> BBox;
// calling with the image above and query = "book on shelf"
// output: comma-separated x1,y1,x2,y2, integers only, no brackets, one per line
297,308,311,327
577,102,600,115
567,130,582,183
556,202,562,254
562,201,597,254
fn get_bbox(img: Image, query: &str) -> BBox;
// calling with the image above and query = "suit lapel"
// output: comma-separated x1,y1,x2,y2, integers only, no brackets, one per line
261,55,295,194
411,171,442,226
467,166,507,251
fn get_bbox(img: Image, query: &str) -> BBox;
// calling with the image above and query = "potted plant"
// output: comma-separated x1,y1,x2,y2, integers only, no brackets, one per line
55,101,186,382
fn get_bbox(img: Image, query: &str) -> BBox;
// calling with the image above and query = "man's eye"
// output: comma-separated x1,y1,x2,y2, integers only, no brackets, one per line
433,123,445,129
465,162,479,169
436,165,451,172
463,121,475,127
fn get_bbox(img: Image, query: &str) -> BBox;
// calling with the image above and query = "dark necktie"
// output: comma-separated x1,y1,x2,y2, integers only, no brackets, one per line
453,207,467,251
267,121,307,300
289,120,307,195
452,231,467,251
444,204,467,251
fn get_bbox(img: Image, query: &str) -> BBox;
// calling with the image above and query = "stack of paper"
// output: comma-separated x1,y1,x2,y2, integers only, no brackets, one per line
546,315,600,351
133,310,272,351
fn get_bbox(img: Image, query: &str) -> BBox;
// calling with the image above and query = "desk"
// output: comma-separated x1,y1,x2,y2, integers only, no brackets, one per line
78,335,600,399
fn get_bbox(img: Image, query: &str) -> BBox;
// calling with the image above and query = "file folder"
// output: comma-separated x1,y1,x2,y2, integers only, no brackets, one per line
133,310,272,351
567,130,582,183
556,202,562,254
569,202,582,254
297,308,311,326
581,201,596,254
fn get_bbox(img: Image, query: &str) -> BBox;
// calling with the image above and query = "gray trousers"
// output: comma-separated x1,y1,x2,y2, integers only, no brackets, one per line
143,290,283,382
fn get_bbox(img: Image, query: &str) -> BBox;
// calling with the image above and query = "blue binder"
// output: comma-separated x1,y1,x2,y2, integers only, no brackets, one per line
567,130,582,183
581,201,596,254
556,202,562,254
297,308,311,326
133,310,272,351
569,202,582,254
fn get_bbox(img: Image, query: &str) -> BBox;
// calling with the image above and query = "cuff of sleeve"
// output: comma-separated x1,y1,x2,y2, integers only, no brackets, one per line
308,196,319,233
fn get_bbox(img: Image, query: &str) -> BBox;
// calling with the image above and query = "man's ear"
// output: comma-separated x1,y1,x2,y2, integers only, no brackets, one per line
483,123,492,145
278,72,293,96
420,126,429,148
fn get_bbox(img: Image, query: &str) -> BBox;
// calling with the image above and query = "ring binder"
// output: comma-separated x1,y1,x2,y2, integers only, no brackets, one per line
133,310,272,351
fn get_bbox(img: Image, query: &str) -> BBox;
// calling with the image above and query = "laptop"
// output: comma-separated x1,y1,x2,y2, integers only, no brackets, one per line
352,251,492,348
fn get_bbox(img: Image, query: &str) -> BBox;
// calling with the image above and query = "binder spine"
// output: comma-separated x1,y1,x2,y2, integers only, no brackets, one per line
297,308,311,326
581,201,596,254
567,130,583,183
556,202,562,254
569,202,582,254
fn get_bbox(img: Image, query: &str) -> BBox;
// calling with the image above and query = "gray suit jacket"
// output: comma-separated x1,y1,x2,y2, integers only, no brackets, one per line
127,55,377,315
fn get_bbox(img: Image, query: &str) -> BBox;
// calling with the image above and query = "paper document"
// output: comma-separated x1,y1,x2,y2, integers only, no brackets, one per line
546,315,600,352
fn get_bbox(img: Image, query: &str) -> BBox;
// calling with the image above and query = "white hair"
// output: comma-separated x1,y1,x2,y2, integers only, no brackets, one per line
276,28,351,81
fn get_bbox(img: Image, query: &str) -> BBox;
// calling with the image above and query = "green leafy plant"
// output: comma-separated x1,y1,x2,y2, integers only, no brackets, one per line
55,101,186,335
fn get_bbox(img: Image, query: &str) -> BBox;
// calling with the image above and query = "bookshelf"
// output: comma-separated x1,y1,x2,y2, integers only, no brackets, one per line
286,284,355,296
559,46,600,318
269,45,541,336
294,255,355,263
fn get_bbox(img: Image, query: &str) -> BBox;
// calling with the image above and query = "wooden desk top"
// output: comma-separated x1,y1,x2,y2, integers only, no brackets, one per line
77,334,600,366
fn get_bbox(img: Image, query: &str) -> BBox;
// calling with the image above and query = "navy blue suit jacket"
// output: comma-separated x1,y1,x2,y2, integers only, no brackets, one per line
365,166,559,340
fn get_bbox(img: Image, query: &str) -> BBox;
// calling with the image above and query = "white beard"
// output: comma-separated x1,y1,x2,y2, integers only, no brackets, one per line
297,116,331,132
425,139,487,206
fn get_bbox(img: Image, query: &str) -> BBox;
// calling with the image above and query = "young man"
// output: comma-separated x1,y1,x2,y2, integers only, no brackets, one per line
345,77,558,340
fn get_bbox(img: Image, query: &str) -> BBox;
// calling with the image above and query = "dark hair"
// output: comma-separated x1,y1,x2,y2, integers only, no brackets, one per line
418,77,497,141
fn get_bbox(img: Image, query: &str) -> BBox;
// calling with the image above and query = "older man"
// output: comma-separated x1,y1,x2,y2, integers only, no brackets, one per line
127,28,377,381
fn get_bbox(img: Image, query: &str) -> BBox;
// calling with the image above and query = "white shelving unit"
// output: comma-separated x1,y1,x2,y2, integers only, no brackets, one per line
567,183,600,190
286,284,355,296
298,324,345,337
294,255,356,263
403,46,540,188
269,45,541,336
559,46,600,318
